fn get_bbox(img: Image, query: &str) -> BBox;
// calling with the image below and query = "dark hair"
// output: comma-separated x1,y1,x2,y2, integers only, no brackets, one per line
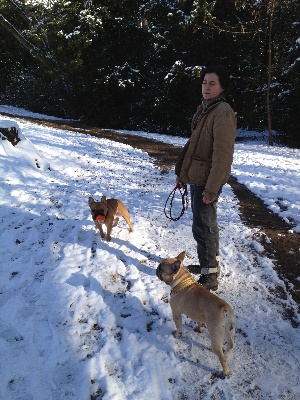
200,65,232,94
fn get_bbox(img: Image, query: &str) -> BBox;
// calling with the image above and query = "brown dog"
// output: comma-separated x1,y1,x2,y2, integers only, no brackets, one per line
88,196,134,241
156,251,235,377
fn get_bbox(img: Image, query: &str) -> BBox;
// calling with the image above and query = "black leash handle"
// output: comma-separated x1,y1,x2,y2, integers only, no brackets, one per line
164,184,188,221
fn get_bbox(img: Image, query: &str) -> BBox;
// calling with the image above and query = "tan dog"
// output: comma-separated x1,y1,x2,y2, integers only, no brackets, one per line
156,251,235,377
88,196,134,241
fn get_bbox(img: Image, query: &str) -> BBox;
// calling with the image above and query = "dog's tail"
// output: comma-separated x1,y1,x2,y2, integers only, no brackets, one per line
223,307,235,359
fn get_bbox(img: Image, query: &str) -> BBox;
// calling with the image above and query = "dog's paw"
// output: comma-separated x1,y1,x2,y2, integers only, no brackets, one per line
211,371,231,380
172,330,182,338
194,323,204,333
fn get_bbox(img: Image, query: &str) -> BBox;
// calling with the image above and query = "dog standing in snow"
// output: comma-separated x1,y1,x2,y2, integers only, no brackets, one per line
88,196,134,241
156,251,235,377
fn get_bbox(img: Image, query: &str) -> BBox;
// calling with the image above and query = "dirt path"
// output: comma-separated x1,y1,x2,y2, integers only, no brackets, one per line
3,113,300,313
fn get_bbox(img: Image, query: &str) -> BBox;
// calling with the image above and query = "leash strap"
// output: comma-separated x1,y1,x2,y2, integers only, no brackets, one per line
164,184,188,221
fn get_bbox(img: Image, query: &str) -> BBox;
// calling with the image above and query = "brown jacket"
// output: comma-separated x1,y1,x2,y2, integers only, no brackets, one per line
175,100,236,201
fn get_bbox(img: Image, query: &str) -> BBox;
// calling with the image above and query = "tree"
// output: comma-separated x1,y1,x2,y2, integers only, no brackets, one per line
271,0,300,147
0,0,298,145
0,0,55,68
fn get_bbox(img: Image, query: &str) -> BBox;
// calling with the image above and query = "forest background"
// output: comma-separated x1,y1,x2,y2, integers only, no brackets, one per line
1,0,299,146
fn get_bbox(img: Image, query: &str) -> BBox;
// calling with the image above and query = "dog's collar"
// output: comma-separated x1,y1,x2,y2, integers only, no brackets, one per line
171,276,196,296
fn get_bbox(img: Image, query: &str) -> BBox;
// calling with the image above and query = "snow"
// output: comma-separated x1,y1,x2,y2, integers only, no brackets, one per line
0,105,299,400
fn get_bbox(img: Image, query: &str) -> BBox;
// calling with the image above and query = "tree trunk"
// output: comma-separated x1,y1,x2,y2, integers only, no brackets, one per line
266,0,276,146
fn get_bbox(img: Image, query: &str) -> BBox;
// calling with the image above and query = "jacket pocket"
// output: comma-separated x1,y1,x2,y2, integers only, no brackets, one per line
188,157,211,183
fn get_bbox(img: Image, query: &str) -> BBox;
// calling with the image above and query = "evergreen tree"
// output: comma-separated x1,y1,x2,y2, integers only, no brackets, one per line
0,0,298,145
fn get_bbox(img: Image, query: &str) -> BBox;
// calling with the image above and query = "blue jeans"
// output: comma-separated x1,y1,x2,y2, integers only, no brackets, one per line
190,184,221,274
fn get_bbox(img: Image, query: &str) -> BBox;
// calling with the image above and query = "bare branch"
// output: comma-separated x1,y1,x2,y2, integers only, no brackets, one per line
5,0,37,25
0,14,55,68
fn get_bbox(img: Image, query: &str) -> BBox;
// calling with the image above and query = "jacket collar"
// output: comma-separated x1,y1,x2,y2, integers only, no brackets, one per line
202,95,226,113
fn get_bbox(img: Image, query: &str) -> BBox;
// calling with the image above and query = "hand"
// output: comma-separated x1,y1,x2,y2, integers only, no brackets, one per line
176,178,185,189
202,194,213,204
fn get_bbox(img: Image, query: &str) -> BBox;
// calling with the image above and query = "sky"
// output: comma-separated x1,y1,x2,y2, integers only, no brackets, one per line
0,105,299,400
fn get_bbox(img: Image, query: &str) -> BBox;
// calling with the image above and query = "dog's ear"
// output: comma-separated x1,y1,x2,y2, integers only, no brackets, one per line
170,260,181,275
176,251,186,263
88,196,94,206
101,195,107,204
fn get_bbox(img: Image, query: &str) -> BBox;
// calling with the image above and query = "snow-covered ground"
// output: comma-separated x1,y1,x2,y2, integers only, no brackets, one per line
0,106,299,400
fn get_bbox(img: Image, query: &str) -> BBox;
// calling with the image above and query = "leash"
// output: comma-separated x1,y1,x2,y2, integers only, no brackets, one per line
164,184,188,221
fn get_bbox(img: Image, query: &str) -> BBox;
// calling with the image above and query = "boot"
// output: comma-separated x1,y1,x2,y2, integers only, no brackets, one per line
198,273,218,291
216,255,221,277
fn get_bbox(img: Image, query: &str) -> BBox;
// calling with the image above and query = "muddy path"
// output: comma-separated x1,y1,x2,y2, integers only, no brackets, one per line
3,113,300,312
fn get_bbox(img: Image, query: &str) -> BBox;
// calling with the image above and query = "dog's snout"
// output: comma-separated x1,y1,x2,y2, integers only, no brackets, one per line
92,210,105,220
